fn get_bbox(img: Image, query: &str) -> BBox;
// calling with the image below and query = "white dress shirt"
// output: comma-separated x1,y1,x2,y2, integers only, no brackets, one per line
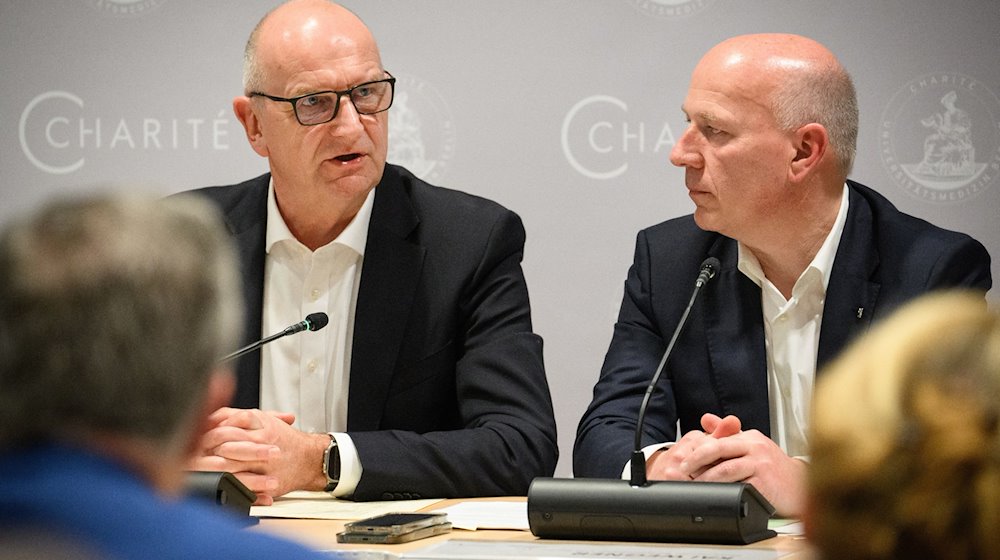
736,184,849,458
259,180,373,496
625,184,849,475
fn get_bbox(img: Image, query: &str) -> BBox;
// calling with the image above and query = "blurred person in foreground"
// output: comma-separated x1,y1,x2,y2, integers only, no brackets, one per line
0,194,326,560
573,32,992,517
184,0,556,504
808,291,1000,559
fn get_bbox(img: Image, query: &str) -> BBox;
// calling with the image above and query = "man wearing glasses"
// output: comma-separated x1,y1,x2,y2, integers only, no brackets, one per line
186,0,557,504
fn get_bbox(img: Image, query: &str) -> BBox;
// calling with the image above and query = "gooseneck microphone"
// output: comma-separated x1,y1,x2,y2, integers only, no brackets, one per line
219,312,329,364
191,312,329,515
630,256,719,487
527,257,777,545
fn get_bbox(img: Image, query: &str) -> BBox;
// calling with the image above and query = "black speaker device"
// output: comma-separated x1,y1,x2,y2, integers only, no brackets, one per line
185,471,256,520
527,478,776,544
527,258,778,545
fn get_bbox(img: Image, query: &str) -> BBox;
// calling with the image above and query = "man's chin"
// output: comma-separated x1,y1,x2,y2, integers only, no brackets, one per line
692,210,721,234
321,169,380,198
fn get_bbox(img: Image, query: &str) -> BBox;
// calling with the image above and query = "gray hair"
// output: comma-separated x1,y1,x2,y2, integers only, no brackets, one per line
770,62,859,177
241,10,268,94
0,193,243,446
242,0,302,94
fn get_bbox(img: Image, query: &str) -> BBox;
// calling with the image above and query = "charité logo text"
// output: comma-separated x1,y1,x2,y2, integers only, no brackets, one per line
19,90,233,175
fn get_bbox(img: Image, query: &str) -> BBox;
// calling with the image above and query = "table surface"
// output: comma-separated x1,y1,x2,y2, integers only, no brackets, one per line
252,497,816,558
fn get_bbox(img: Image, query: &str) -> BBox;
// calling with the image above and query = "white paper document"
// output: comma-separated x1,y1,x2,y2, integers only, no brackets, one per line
429,500,529,530
250,490,442,520
768,518,805,536
402,539,791,559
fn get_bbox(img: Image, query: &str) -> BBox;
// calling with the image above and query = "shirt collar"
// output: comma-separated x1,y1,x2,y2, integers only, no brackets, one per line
811,183,850,291
738,183,850,294
264,177,375,257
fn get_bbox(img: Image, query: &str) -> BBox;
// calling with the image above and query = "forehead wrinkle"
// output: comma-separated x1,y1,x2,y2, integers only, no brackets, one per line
285,69,385,98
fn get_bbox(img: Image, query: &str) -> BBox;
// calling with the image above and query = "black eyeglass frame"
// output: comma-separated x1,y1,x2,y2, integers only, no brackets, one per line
248,72,396,126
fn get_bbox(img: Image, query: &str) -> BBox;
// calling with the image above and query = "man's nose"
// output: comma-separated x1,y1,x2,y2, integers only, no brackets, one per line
328,98,366,134
669,126,701,168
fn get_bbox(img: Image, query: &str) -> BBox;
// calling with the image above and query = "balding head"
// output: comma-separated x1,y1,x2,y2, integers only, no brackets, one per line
695,33,858,177
701,33,838,77
233,0,391,250
243,0,381,95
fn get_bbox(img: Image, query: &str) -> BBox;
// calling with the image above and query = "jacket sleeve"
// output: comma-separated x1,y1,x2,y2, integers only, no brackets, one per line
573,229,680,479
924,234,992,292
347,209,558,500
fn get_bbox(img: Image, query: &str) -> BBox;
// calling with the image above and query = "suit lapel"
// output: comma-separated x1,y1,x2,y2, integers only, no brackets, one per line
817,183,880,371
222,176,269,408
698,184,881,433
348,168,425,430
702,239,771,435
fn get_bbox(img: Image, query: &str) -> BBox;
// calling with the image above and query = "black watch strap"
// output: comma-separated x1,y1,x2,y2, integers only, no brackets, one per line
322,436,340,492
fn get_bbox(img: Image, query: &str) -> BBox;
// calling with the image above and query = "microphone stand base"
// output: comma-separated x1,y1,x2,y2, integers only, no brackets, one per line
527,477,776,545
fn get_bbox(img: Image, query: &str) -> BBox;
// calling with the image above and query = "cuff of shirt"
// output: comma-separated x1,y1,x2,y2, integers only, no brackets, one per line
327,432,363,498
619,441,674,479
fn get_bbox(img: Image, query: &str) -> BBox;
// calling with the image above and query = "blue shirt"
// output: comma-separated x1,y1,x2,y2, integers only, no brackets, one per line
0,443,328,560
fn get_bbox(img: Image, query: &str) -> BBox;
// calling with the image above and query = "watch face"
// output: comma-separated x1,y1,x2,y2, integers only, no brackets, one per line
324,440,340,483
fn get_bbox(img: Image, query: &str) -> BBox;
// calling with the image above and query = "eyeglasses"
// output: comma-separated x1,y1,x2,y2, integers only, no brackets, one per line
249,72,396,126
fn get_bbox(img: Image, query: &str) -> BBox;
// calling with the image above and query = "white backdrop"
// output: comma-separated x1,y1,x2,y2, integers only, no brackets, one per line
3,0,998,477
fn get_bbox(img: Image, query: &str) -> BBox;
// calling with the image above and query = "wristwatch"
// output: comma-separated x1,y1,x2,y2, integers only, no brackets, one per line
322,435,340,492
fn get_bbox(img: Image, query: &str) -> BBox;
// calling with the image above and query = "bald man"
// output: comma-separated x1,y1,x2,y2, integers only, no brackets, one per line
573,33,991,516
185,0,557,504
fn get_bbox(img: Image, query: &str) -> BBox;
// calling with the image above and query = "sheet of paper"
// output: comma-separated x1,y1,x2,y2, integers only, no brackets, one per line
768,519,805,536
403,539,790,560
324,552,401,560
428,501,529,531
250,490,442,520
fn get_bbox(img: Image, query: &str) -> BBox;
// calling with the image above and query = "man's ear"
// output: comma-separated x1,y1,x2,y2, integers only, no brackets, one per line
233,96,269,158
788,123,828,183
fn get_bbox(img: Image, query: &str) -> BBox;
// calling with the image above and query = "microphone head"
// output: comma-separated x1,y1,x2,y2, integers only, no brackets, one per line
696,257,721,288
305,312,329,332
700,257,721,280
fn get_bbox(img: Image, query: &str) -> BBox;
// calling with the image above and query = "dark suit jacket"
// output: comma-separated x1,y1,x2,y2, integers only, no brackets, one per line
189,164,558,500
573,180,992,478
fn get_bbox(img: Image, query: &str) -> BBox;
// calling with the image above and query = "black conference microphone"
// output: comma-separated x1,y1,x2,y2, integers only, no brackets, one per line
527,257,777,545
218,312,329,363
189,312,330,517
629,256,719,487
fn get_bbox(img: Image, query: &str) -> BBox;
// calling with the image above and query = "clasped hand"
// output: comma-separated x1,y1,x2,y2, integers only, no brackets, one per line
189,407,328,505
645,413,805,517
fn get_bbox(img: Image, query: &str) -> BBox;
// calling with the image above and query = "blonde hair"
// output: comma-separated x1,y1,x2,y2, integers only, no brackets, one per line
809,291,1000,559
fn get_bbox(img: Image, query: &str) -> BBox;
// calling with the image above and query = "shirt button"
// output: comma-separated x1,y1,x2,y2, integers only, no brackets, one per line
310,289,320,301
307,360,317,373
